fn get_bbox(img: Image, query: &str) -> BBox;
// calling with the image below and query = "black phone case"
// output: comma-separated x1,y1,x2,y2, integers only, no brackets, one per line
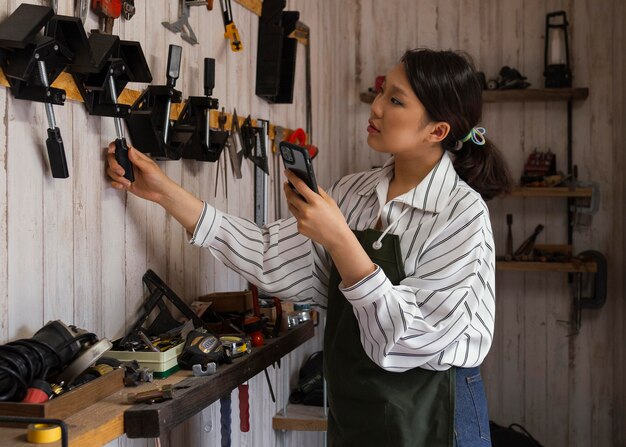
279,141,319,194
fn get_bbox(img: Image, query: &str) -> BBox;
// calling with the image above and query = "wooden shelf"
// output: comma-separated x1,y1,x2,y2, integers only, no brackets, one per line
359,88,589,105
124,321,315,439
273,404,327,431
496,261,597,273
0,321,315,445
482,88,588,102
508,187,593,198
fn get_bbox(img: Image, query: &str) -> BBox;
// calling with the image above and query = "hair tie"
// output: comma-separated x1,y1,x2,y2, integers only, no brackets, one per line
460,127,487,146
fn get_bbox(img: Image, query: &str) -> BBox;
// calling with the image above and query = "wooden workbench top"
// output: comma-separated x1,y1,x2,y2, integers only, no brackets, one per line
0,321,314,446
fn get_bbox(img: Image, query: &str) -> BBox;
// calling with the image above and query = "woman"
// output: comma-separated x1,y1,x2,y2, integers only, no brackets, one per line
107,48,511,447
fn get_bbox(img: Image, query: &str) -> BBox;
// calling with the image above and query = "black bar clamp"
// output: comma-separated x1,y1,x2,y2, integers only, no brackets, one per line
71,33,152,119
126,44,185,160
172,58,229,162
0,4,79,178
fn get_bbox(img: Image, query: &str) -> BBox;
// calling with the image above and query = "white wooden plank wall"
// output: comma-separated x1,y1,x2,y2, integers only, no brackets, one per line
1,1,624,447
354,1,625,447
0,0,350,446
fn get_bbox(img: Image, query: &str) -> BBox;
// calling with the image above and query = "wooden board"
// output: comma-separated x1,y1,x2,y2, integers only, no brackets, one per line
272,404,327,431
0,368,124,421
0,68,293,140
124,321,315,438
509,187,593,198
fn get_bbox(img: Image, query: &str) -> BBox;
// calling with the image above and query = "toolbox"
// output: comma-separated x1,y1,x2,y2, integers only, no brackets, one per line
106,340,185,378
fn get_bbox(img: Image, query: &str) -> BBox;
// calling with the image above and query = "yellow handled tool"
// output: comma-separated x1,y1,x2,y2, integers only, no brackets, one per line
219,0,243,51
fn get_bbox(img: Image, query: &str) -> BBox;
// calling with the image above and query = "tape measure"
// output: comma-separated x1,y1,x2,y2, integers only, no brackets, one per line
26,423,61,443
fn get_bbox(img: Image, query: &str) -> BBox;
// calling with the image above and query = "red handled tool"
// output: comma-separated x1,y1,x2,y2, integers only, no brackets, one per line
91,0,122,34
288,128,318,160
238,383,249,432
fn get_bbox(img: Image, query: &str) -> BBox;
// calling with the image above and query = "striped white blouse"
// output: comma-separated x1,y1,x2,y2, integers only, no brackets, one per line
190,151,496,372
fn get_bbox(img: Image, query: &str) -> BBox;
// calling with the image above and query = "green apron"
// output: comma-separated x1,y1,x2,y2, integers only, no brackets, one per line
324,229,455,447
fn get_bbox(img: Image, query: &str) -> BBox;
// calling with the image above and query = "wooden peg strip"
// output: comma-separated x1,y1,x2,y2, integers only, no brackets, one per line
233,0,262,16
0,68,296,143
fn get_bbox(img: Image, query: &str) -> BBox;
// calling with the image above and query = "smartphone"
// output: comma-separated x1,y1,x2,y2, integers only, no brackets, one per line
279,141,319,195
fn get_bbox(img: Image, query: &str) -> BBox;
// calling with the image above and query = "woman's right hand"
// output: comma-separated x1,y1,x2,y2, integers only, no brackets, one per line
106,142,175,204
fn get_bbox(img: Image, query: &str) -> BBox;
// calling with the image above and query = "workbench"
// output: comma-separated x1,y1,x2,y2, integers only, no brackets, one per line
0,321,314,447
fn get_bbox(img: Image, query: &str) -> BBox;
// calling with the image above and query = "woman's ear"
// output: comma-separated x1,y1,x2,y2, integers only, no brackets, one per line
427,122,451,143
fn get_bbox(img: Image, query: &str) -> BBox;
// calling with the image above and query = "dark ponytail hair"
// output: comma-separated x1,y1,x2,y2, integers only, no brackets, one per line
401,48,512,200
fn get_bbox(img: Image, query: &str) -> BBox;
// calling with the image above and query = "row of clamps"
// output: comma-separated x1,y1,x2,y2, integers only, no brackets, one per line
0,3,152,180
0,5,228,181
126,44,229,166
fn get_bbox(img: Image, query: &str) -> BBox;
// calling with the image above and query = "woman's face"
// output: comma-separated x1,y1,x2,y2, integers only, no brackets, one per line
367,63,447,157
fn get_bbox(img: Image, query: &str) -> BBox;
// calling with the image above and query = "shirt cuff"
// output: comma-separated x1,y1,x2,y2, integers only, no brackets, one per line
189,202,224,248
339,265,392,305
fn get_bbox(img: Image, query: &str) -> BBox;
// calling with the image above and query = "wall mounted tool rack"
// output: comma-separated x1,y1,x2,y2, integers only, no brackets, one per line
0,66,298,154
0,321,314,446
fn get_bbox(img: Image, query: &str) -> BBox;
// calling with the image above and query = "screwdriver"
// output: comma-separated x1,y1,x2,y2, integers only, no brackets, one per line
108,71,134,182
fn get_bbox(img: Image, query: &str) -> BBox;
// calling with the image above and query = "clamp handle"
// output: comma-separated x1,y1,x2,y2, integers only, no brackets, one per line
115,137,135,182
204,58,215,97
166,44,182,87
46,127,69,179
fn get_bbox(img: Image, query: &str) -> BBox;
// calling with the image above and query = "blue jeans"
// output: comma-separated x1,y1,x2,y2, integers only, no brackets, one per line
454,367,492,447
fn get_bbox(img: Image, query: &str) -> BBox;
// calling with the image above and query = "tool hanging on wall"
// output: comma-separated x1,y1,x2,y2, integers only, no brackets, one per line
255,0,299,103
241,116,269,178
227,109,244,178
287,128,318,160
272,125,286,218
174,58,229,163
239,383,250,432
122,0,136,20
92,0,122,34
289,21,313,141
70,32,151,181
162,0,211,45
0,4,75,178
220,394,232,447
126,44,184,160
214,109,229,197
569,250,607,335
254,119,270,225
75,0,89,23
219,0,243,52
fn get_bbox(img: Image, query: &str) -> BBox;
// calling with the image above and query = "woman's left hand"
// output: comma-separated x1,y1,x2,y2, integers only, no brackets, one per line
283,170,352,252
